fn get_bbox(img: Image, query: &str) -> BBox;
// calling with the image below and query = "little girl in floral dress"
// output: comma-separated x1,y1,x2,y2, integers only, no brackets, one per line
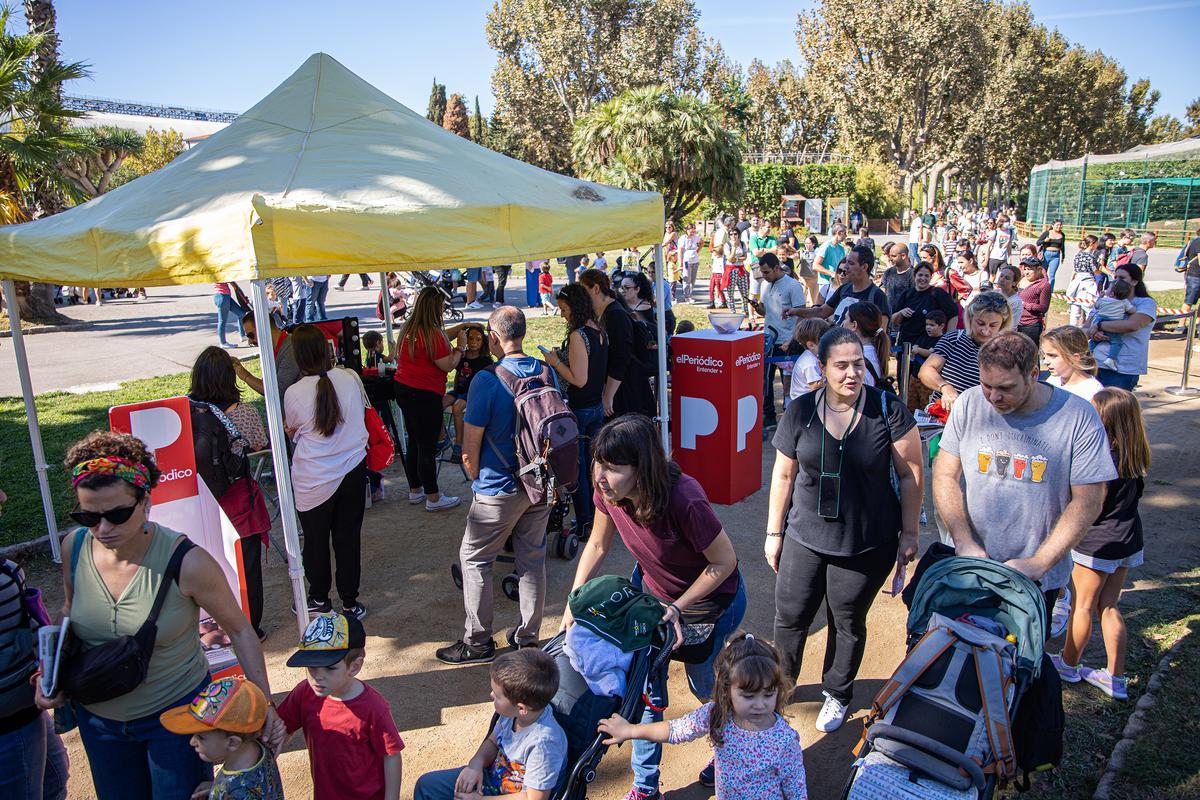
598,634,807,799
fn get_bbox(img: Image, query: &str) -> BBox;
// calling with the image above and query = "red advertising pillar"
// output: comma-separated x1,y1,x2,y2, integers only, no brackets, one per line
670,330,764,504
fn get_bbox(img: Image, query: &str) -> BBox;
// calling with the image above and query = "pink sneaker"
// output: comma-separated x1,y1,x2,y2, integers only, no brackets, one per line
622,788,661,800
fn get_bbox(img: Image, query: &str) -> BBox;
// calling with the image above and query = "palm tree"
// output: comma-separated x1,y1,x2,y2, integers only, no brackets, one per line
572,85,744,222
60,125,144,198
0,3,90,321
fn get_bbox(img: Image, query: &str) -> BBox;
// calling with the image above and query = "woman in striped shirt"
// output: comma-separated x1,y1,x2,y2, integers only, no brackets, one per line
917,292,1011,410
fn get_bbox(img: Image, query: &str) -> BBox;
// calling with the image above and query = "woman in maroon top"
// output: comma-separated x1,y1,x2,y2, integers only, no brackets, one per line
1017,255,1052,344
560,415,744,797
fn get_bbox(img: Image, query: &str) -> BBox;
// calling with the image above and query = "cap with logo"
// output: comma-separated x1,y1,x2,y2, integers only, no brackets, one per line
286,611,366,668
159,677,268,735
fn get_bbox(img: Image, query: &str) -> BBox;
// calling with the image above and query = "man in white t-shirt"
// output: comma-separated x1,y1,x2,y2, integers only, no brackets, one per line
676,223,701,303
753,253,807,427
908,213,924,264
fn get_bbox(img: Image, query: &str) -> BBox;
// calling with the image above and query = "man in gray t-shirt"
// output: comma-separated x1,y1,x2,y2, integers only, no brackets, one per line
934,332,1115,591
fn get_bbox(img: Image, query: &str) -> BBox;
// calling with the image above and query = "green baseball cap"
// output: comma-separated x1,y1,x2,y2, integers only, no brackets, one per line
568,575,664,652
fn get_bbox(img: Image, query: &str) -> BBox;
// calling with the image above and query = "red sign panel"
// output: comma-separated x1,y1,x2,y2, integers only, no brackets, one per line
108,396,198,504
670,330,764,504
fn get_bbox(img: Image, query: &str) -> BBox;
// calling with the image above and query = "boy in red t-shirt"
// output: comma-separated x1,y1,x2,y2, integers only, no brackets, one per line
537,264,558,316
278,612,404,800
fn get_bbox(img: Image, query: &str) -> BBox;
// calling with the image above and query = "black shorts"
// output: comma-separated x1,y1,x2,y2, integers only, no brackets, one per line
986,257,1008,275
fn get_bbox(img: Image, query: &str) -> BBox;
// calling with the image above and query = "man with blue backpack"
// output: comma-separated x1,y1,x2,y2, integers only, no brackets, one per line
435,307,579,666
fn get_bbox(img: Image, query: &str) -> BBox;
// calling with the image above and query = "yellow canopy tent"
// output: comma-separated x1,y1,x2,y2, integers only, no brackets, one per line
1,54,667,635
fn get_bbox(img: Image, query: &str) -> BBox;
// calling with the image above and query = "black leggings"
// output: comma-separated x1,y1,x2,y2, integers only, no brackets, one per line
773,536,898,703
396,383,444,494
495,265,512,305
237,535,263,633
297,459,367,607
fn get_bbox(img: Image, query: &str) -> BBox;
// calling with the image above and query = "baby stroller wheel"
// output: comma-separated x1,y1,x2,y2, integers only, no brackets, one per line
446,305,464,322
450,563,463,589
563,532,580,560
502,573,520,601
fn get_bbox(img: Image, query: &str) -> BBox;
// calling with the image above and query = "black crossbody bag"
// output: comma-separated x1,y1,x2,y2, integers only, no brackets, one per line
60,531,195,705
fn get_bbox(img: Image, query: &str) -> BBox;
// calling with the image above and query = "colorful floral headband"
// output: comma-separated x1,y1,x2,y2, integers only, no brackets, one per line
71,456,152,491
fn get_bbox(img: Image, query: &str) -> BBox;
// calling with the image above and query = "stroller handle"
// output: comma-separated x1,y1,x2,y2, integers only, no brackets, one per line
866,723,987,792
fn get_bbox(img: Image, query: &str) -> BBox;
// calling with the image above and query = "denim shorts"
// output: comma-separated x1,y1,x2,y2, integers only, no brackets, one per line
1185,275,1200,307
466,267,483,282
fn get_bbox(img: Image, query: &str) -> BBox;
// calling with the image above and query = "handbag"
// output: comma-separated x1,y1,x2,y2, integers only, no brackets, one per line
60,532,195,706
218,475,271,539
365,405,395,472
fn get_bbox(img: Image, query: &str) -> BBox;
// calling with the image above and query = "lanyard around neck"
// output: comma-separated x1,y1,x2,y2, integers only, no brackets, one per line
817,389,862,478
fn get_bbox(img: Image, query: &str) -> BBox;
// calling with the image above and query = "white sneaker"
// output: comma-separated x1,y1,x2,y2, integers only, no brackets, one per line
1099,356,1118,371
408,491,427,505
1051,589,1071,639
425,494,461,512
466,301,484,310
815,692,849,732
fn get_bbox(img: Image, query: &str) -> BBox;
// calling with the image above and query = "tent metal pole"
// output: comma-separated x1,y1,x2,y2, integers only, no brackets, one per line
250,280,309,637
652,244,670,454
2,280,61,562
380,272,393,356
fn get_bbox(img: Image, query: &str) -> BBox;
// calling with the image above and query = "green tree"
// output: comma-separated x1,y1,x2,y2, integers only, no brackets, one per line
110,126,184,188
470,95,486,143
743,59,835,158
59,126,143,198
572,85,743,222
0,4,89,321
425,77,446,124
442,93,470,138
486,0,713,172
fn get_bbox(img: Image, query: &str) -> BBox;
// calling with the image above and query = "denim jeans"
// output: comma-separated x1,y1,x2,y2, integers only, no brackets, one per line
213,293,245,345
763,344,787,424
1044,249,1062,290
414,767,466,800
74,676,212,800
907,242,920,264
1185,275,1200,307
0,711,68,800
629,570,747,794
570,403,605,535
306,280,329,321
291,295,308,325
1097,368,1138,391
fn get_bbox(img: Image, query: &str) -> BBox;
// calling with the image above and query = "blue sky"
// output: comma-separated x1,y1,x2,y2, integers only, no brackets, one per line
42,0,1200,121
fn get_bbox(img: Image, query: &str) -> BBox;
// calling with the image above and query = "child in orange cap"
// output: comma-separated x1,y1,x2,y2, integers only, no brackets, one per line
159,676,284,799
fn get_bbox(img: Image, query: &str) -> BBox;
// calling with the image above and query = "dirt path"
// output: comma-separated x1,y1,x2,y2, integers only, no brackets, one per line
22,318,1200,800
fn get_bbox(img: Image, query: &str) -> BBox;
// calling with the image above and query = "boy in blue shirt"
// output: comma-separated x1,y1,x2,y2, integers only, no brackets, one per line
415,649,567,799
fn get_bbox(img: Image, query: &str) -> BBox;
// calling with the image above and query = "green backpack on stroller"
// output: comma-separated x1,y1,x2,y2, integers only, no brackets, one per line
845,557,1047,799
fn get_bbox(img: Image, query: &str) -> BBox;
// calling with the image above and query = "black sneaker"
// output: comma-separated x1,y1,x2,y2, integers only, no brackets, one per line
699,759,715,787
436,640,497,665
292,598,332,615
506,628,538,650
343,603,368,621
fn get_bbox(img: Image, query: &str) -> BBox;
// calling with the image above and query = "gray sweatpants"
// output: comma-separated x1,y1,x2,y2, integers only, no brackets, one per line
461,489,550,647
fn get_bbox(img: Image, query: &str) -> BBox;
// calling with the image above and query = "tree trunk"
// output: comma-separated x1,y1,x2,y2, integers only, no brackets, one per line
10,280,66,322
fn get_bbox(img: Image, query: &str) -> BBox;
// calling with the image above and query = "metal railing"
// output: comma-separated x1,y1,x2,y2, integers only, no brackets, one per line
1167,311,1199,397
1015,221,1192,251
744,151,852,165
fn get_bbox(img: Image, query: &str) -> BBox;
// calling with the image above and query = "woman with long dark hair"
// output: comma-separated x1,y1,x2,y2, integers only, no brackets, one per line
188,347,269,637
1017,256,1052,345
284,324,369,619
394,286,465,511
578,269,655,418
561,415,744,797
767,328,922,733
545,284,608,538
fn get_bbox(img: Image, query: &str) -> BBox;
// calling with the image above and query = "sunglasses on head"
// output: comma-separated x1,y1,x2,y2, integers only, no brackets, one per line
69,503,140,528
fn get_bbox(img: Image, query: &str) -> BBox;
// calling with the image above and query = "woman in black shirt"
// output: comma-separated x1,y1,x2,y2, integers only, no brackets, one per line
545,284,609,538
766,328,923,732
890,261,960,345
579,269,655,418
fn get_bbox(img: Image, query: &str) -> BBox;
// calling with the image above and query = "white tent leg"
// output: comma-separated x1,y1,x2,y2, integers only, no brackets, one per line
380,272,393,357
251,281,309,637
652,245,670,454
2,280,61,562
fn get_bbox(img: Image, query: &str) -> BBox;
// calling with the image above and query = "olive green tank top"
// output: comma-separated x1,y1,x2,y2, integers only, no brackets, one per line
69,525,209,721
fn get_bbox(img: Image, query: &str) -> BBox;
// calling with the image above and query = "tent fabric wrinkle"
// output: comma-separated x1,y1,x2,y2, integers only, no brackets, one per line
0,52,662,287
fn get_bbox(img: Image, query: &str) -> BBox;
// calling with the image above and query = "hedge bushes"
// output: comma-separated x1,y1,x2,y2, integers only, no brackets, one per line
740,163,857,218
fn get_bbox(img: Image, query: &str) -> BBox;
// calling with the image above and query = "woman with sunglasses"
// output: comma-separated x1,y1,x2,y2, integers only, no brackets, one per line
36,431,278,800
767,327,923,733
918,291,1011,411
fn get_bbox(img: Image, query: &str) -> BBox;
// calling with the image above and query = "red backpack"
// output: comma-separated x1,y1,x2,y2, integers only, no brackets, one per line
485,362,580,504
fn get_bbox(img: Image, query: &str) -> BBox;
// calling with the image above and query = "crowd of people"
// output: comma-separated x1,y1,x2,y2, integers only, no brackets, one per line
0,205,1166,800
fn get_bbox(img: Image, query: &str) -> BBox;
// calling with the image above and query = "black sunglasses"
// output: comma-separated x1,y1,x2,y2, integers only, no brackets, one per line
69,503,140,528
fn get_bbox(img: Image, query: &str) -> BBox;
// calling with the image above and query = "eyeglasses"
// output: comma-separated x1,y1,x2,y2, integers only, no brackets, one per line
69,503,140,528
620,284,636,291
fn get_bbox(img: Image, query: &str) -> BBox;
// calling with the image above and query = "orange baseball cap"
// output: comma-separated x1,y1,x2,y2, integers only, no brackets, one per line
159,677,268,735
